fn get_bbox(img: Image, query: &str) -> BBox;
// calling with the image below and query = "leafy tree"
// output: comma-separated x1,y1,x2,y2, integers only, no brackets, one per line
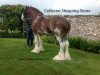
0,4,24,31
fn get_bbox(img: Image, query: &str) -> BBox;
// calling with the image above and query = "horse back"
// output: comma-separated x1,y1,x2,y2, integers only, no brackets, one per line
32,16,71,36
46,16,71,35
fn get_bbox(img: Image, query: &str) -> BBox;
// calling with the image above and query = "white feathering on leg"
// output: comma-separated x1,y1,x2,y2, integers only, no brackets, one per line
53,35,65,60
31,34,44,53
64,41,71,60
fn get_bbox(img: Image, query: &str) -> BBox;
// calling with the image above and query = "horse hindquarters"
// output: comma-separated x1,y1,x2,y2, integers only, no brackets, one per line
52,18,71,60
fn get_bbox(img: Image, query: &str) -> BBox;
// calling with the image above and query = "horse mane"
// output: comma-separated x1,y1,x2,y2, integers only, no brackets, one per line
29,6,43,15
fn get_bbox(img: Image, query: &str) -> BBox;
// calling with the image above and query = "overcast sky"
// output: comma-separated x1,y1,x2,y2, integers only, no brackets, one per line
0,0,100,15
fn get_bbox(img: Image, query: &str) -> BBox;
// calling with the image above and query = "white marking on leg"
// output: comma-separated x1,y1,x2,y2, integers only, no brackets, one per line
65,41,71,60
53,36,65,60
54,28,60,34
31,34,40,53
31,34,44,53
38,35,44,51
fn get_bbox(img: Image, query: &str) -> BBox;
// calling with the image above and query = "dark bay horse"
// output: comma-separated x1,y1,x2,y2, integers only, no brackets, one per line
21,6,71,60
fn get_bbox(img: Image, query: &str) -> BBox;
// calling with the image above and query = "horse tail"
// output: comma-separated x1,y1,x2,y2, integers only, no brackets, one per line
67,20,71,34
66,18,71,36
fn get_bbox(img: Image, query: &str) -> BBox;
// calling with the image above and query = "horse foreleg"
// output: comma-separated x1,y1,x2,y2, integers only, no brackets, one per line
53,36,65,60
31,34,39,53
38,34,44,52
31,34,44,53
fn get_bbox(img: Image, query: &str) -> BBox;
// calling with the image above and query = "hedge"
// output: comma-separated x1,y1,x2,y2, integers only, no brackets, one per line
0,31,26,38
0,32,100,54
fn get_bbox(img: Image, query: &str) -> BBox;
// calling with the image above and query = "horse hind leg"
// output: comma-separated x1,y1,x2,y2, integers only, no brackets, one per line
53,36,65,60
64,40,71,60
53,35,71,60
31,34,44,53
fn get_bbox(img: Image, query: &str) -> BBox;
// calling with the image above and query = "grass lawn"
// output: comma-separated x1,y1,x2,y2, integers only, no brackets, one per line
0,38,100,75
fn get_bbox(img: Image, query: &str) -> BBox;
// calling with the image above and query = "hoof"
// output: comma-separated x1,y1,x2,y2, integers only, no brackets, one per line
65,55,71,60
52,54,65,61
31,49,44,53
64,57,71,60
31,49,40,53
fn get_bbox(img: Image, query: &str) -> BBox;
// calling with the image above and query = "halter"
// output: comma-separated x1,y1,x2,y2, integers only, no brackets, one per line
25,7,45,24
24,9,32,21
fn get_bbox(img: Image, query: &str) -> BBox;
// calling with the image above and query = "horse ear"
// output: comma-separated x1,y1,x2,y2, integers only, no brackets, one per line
23,5,28,10
26,5,29,10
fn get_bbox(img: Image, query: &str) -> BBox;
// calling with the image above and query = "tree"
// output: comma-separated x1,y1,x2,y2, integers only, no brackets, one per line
0,4,24,31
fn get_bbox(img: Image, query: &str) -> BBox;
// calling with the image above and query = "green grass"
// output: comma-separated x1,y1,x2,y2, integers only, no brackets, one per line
0,38,100,75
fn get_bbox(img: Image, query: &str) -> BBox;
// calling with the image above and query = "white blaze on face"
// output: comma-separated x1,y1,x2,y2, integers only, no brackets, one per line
21,13,24,21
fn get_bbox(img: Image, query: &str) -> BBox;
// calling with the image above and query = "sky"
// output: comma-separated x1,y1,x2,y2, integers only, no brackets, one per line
0,0,100,15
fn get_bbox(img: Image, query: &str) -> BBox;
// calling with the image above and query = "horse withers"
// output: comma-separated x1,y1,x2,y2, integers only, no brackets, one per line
21,6,71,61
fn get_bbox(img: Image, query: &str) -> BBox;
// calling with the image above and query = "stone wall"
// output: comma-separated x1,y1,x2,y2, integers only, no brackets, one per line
66,16,100,40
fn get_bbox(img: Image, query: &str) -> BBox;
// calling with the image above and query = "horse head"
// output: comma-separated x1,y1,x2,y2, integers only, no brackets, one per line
21,6,29,21
21,6,43,21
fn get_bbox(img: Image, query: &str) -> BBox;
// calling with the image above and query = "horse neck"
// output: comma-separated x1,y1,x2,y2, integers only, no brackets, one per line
28,9,43,21
33,15,44,24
